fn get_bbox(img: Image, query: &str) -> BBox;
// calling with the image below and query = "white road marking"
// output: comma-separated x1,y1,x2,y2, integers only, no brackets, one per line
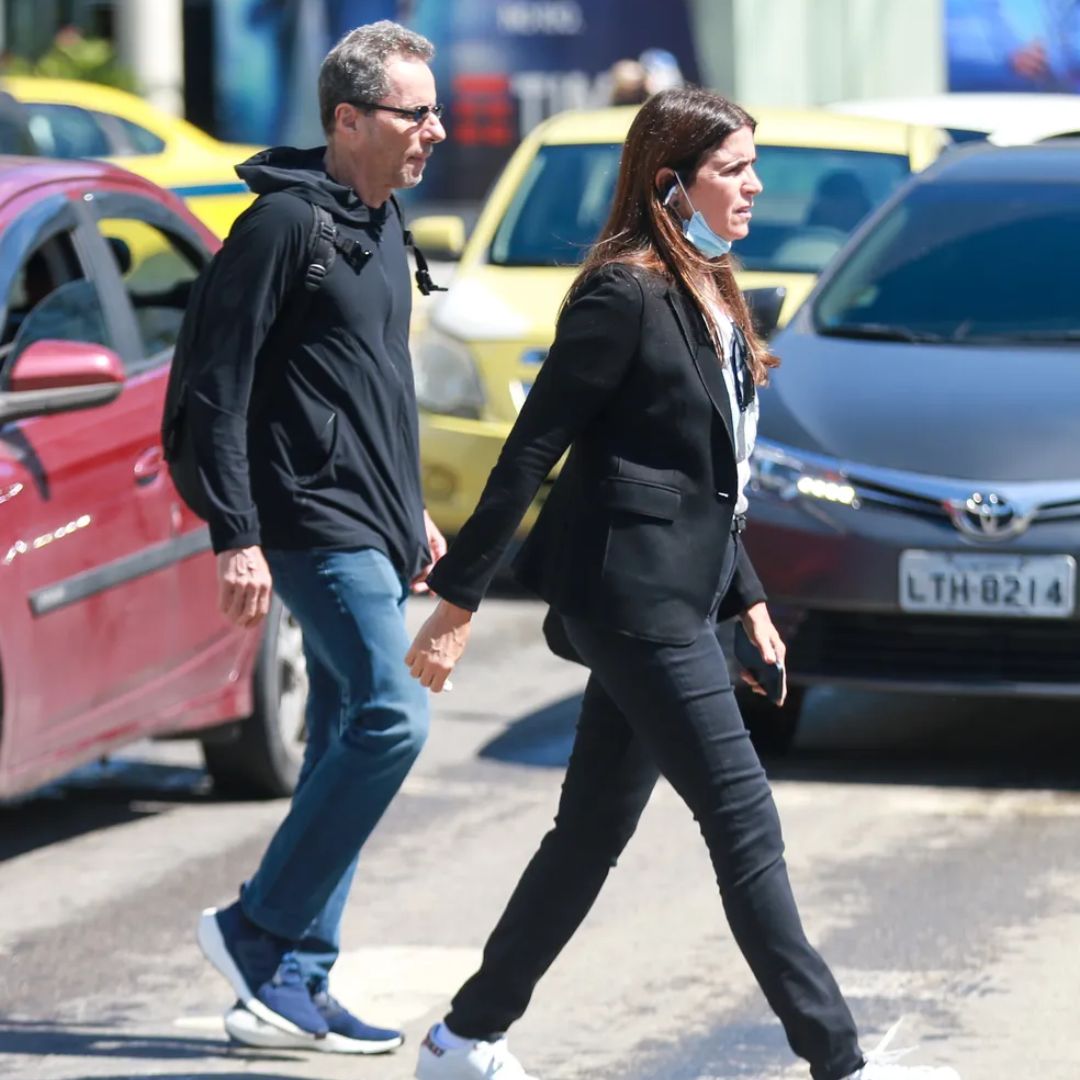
318,944,482,1024
173,945,482,1032
173,1014,226,1032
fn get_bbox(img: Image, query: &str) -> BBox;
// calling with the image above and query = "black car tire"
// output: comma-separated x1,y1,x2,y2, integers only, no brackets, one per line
202,597,308,798
737,683,805,757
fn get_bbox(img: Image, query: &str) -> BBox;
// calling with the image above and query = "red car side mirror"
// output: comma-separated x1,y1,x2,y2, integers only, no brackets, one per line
8,338,126,391
0,339,125,424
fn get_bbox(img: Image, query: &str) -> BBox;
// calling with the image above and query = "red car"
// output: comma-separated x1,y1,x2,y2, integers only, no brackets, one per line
0,157,305,800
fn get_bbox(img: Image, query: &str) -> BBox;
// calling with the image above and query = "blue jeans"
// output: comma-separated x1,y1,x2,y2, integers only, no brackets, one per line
242,547,429,989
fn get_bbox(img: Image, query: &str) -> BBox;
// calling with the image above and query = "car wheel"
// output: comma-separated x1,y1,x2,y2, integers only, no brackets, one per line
737,683,805,757
202,597,308,798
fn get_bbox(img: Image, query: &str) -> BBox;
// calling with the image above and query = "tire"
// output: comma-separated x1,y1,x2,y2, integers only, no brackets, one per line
202,597,308,798
737,683,805,757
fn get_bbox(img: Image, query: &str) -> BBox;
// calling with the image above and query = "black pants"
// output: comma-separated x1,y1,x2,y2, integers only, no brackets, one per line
446,539,865,1080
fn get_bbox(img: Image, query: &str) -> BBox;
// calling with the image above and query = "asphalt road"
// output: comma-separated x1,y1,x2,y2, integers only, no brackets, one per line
1,595,1079,1080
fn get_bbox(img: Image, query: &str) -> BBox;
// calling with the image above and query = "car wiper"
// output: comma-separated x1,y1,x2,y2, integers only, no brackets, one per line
817,322,946,343
965,329,1080,344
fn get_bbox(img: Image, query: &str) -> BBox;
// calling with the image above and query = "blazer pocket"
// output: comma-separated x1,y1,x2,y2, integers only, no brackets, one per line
602,476,681,521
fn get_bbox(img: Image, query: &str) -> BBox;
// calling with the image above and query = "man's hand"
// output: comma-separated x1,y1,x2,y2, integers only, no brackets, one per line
738,601,787,705
216,546,272,628
411,509,448,594
405,598,472,692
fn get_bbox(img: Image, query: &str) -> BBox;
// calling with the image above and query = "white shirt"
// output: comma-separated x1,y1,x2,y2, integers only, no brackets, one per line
706,304,758,514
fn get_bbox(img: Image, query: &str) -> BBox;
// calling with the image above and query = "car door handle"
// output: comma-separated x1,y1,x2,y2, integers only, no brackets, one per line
134,446,165,486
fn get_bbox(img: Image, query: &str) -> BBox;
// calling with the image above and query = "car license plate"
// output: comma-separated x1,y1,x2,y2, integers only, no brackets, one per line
899,550,1076,618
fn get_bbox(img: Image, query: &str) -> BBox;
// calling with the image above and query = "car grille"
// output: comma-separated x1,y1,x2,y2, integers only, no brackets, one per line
851,475,1080,530
791,611,1080,685
752,438,1080,534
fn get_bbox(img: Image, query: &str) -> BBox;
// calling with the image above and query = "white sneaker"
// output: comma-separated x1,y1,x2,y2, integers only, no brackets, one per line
416,1025,537,1079
844,1019,961,1079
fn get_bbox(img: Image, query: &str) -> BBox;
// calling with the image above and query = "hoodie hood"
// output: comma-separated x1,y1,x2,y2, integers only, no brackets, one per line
235,145,388,227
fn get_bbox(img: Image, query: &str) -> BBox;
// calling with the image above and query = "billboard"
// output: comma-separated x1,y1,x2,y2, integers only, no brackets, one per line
947,0,1080,92
213,0,700,202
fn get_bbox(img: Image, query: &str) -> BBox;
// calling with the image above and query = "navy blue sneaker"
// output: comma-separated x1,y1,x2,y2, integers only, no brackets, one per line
197,902,328,1038
314,991,404,1053
224,992,404,1054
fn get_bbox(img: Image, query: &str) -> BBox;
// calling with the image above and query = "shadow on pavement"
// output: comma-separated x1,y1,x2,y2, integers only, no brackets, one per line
64,1075,321,1080
0,739,293,862
611,1017,793,1080
479,686,1080,792
775,686,1080,792
0,759,217,864
479,694,580,768
0,1020,300,1068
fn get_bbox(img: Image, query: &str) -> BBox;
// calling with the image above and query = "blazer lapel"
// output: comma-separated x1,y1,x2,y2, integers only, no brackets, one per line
665,288,735,452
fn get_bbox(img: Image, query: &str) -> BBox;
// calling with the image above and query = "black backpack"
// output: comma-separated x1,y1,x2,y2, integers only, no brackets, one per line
161,195,442,521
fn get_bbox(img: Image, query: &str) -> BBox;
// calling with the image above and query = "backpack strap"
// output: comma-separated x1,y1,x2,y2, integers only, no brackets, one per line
301,196,446,297
391,193,446,297
303,203,338,292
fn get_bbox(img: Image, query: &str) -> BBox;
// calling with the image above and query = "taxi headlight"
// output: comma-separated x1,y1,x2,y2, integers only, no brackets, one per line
412,330,485,420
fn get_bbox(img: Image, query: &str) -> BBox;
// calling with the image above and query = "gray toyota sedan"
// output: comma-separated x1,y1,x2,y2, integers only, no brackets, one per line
743,140,1080,751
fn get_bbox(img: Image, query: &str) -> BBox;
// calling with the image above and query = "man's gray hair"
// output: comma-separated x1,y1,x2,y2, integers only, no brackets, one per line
319,20,435,134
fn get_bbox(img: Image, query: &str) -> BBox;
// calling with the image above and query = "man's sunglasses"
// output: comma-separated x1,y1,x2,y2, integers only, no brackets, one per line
355,101,445,124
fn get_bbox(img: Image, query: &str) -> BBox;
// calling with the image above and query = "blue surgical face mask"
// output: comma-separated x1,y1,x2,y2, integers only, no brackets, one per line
666,174,732,258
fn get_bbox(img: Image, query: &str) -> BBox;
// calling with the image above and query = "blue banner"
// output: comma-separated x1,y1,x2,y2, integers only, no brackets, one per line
947,0,1080,92
214,0,701,202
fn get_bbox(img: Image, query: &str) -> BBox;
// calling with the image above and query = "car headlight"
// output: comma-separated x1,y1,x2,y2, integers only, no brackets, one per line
412,329,485,420
750,439,858,507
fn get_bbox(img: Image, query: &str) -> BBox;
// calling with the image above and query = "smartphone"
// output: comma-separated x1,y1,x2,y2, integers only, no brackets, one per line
733,623,786,705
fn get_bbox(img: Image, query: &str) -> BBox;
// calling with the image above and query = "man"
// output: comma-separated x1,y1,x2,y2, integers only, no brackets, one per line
191,20,446,1054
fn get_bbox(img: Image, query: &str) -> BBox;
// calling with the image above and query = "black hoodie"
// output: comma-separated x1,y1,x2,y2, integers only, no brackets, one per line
186,146,428,579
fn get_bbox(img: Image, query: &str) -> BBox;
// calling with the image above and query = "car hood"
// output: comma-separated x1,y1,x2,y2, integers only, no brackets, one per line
431,265,574,342
430,265,817,343
762,327,1080,480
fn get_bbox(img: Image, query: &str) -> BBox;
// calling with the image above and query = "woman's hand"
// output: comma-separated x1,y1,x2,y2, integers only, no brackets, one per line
406,598,473,693
738,601,787,705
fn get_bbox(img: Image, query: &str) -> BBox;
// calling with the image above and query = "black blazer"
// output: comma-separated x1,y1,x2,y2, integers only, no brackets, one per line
427,262,766,646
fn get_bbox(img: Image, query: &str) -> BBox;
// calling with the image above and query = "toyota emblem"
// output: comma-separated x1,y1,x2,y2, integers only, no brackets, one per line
947,491,1028,540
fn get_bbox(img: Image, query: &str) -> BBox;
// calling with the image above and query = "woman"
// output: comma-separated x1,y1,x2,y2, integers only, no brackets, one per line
406,88,961,1080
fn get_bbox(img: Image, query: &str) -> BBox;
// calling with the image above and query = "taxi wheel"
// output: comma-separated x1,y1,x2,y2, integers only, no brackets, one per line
202,597,307,798
737,683,804,757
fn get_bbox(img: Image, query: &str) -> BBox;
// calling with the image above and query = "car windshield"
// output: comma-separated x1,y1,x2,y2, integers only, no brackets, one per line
813,179,1080,342
489,142,909,272
23,102,112,157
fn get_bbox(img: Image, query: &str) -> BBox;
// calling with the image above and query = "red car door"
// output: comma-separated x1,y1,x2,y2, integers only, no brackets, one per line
82,188,251,731
0,179,175,791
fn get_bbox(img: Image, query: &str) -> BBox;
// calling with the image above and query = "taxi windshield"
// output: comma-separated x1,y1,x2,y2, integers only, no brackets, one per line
489,142,909,273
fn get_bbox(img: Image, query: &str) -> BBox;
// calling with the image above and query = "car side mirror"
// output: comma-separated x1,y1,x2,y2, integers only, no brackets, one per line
409,214,466,262
742,286,787,341
0,339,125,424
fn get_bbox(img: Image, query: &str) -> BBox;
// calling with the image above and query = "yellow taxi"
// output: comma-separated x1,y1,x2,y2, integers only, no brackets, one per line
2,76,262,238
410,104,945,538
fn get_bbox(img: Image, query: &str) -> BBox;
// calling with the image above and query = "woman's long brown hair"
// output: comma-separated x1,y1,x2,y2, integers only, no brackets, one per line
568,86,778,384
